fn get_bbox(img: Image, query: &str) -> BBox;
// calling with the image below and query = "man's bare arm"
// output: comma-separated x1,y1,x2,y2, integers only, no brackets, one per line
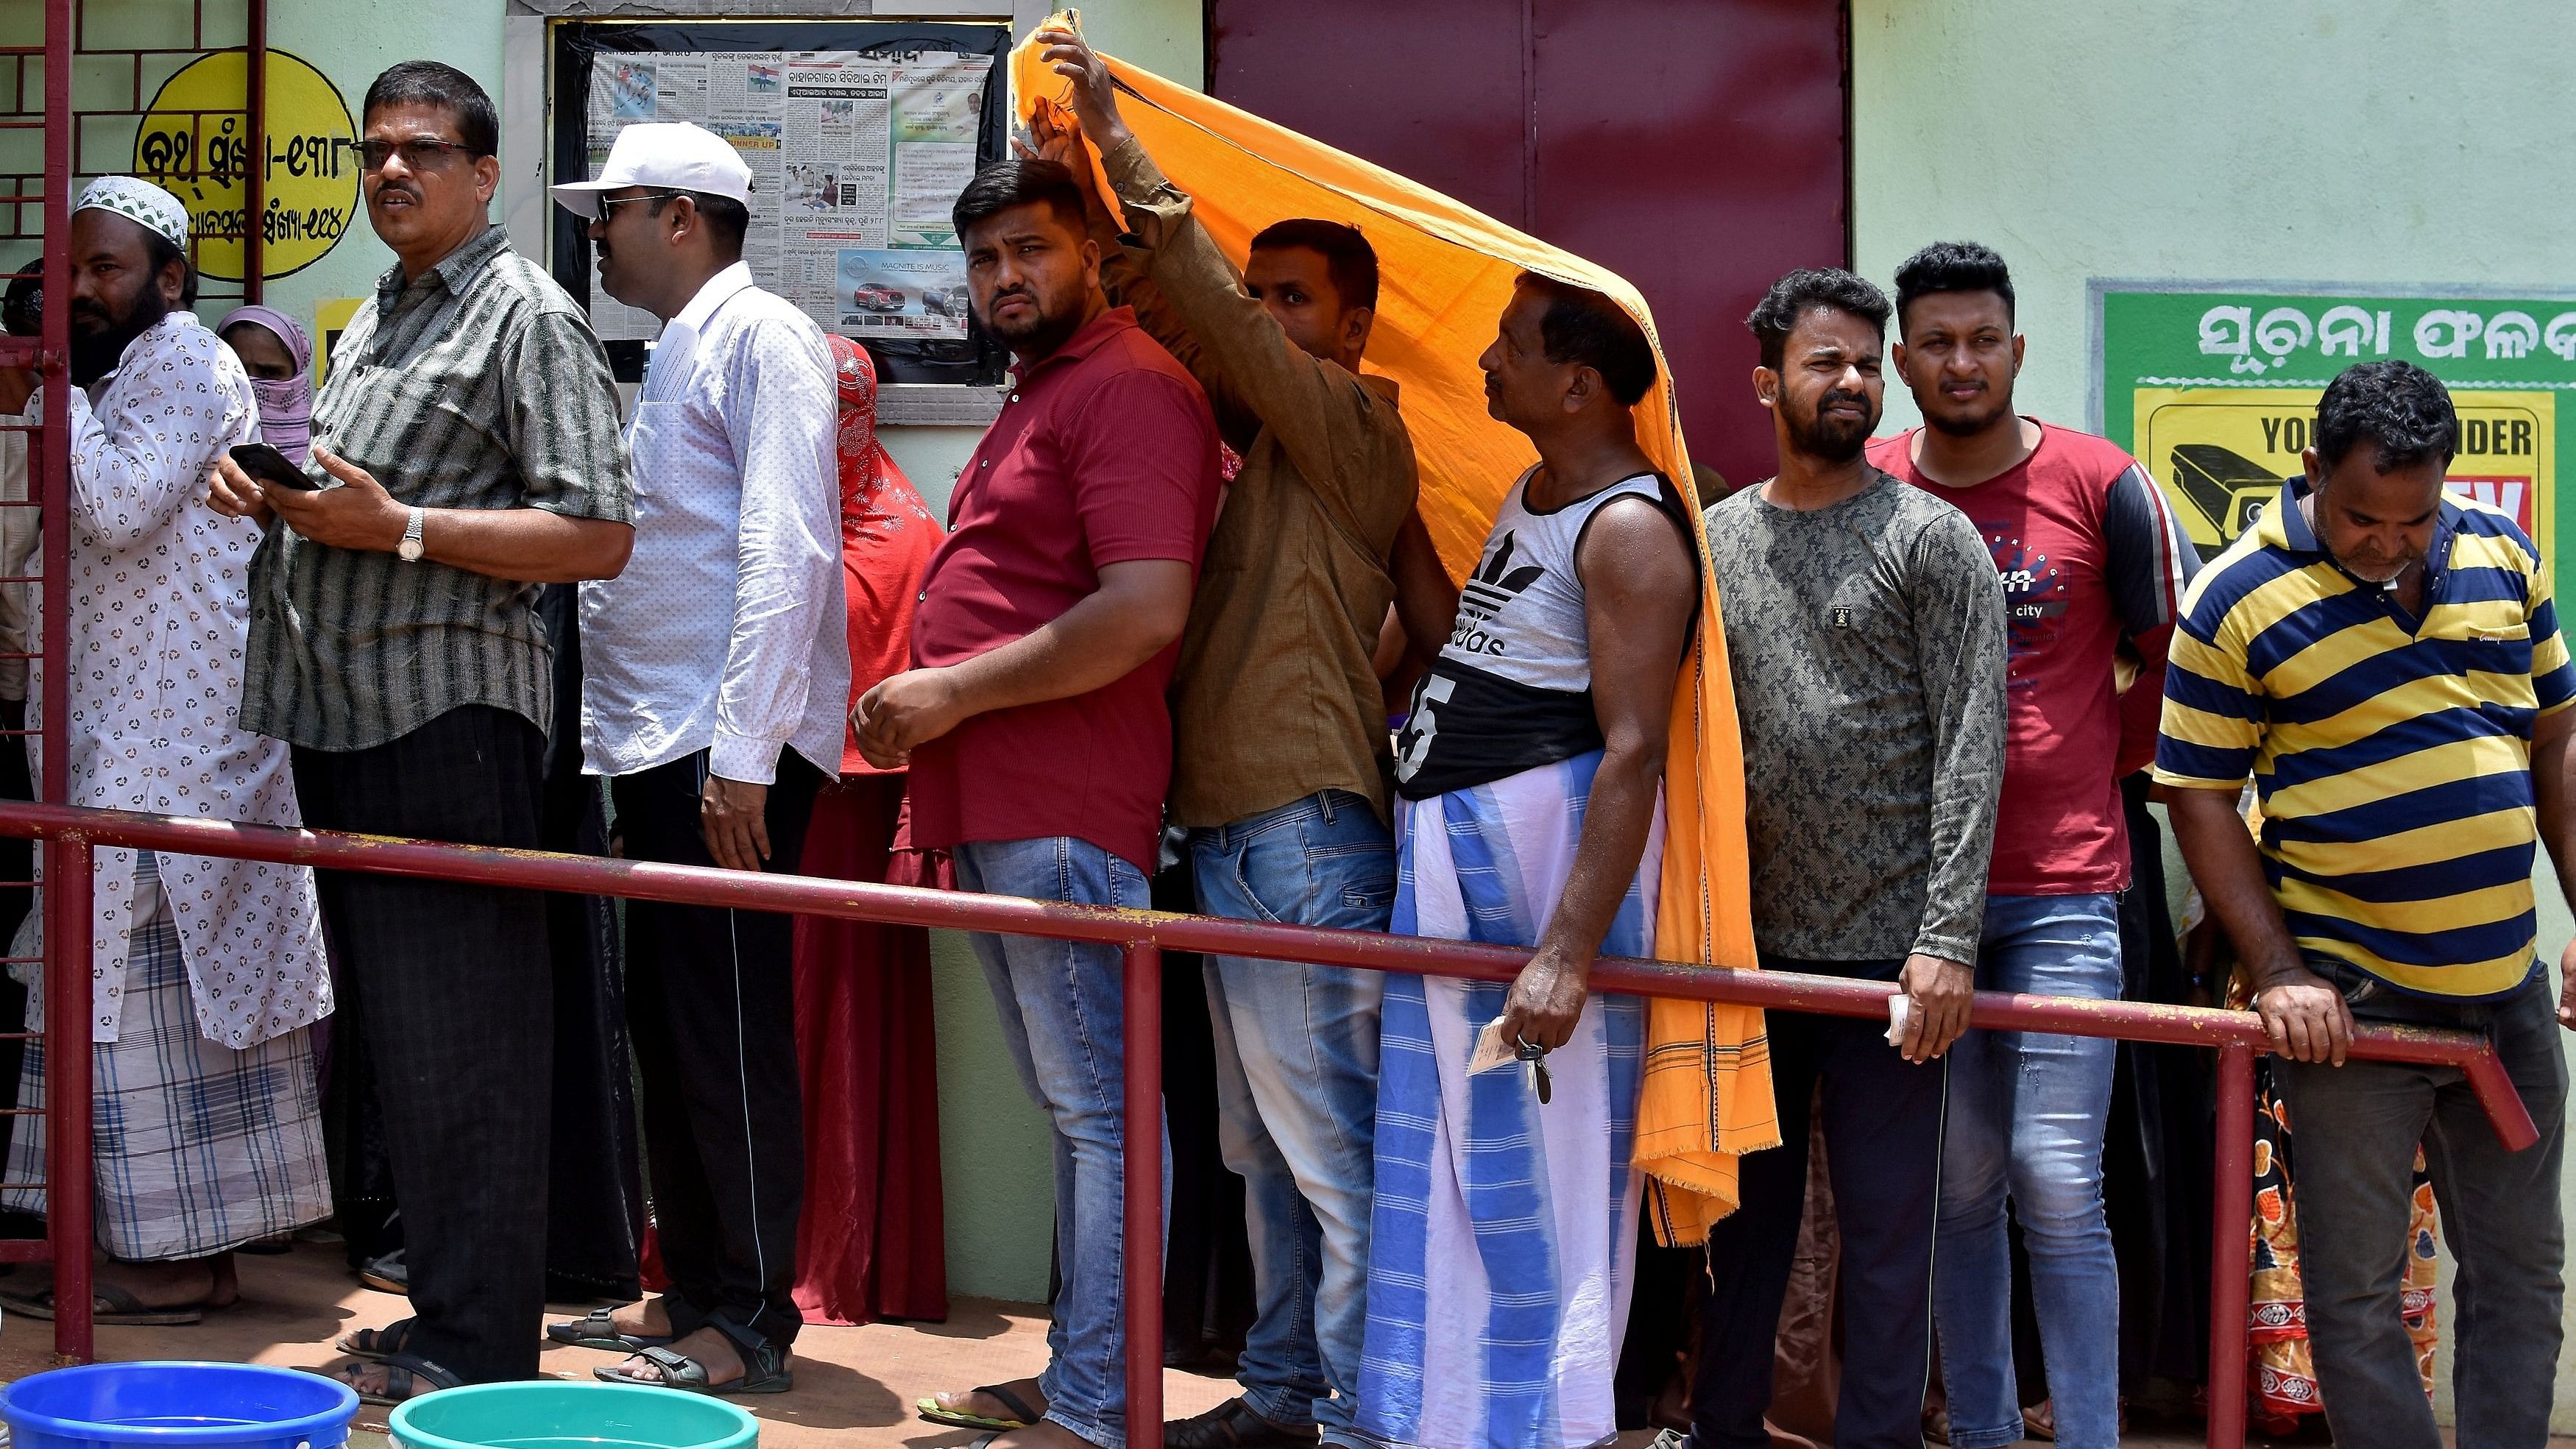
2529,705,2576,1027
854,558,1192,768
210,446,633,583
1496,499,1693,1050
1390,510,1460,669
2156,781,2354,1063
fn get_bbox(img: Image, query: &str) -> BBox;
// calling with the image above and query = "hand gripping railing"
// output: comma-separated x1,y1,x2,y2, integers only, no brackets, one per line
0,800,2539,1446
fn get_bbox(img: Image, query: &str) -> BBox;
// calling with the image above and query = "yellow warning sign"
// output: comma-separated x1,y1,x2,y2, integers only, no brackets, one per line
2136,386,2554,553
132,49,360,283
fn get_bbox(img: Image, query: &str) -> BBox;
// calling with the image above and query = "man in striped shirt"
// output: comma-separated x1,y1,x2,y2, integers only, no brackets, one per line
2154,361,2572,1448
208,61,634,1404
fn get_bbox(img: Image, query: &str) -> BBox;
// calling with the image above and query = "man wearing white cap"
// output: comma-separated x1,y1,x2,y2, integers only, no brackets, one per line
542,120,843,1397
0,176,330,1322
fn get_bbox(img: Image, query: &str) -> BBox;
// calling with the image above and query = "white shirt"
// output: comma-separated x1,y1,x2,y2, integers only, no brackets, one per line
581,262,848,783
0,396,37,701
13,312,329,1046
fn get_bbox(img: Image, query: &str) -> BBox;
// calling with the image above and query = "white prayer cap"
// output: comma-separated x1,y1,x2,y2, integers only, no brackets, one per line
551,121,753,219
74,175,192,252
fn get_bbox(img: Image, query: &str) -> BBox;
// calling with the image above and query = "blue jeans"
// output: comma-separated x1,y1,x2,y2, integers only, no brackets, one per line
2276,961,2567,1449
954,836,1167,1449
1933,893,2123,1449
1189,791,1395,1442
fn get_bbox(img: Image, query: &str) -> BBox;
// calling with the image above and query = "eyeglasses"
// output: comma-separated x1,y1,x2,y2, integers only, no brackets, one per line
358,137,478,173
595,191,687,220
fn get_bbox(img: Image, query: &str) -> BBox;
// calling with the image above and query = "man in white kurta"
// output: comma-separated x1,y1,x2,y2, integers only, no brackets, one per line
0,177,330,1323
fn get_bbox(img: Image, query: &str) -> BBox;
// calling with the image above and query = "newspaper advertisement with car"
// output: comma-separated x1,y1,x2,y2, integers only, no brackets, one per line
584,48,991,344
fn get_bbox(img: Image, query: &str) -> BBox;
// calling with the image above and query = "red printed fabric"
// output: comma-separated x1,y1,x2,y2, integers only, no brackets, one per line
1870,422,2196,895
905,307,1221,870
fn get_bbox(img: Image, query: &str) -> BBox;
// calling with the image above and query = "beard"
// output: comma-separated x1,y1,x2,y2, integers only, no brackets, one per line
1786,386,1878,462
978,281,1086,358
68,284,169,389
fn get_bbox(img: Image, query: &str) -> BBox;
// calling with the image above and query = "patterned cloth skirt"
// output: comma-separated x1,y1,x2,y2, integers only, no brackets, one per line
1357,750,1662,1449
2,851,330,1260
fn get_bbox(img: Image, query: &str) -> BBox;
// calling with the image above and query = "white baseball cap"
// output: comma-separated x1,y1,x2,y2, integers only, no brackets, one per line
551,121,754,219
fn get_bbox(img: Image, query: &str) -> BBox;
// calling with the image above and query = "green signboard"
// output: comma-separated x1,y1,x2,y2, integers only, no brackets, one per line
2093,283,2572,564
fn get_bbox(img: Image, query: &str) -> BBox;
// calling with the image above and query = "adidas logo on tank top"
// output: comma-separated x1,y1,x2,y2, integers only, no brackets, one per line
1395,469,1685,798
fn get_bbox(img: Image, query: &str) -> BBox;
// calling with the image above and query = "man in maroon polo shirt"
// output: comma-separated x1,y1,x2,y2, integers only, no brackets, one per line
856,157,1219,1449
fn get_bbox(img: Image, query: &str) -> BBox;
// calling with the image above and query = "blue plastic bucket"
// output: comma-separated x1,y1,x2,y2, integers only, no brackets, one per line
1,1361,358,1449
387,1382,757,1449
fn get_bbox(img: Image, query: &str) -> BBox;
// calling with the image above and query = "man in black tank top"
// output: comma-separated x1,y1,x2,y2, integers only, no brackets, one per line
1358,276,1702,1449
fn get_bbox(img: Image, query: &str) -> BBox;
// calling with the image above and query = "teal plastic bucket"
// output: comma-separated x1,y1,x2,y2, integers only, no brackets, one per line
387,1383,758,1449
1,1361,358,1448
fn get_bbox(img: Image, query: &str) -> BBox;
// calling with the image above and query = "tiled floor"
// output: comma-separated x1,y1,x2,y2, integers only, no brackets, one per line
0,1242,2556,1448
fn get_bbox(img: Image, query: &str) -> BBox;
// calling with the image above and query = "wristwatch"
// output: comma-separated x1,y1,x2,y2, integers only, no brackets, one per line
397,506,425,563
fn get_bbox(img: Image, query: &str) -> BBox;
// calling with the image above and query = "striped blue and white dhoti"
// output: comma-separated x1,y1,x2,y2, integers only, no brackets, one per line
1356,751,1661,1449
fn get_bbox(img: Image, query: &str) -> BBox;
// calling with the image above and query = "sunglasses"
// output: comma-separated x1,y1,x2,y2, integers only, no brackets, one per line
595,191,687,220
358,137,480,173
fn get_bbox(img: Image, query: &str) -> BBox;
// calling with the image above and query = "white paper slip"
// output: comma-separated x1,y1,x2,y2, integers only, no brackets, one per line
1885,992,1913,1047
1468,1018,1520,1074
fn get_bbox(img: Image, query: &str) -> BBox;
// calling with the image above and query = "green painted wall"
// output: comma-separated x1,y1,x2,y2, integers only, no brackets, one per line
1853,1,2575,1418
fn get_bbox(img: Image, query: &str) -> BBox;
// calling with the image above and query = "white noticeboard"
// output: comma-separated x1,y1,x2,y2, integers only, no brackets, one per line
582,48,994,345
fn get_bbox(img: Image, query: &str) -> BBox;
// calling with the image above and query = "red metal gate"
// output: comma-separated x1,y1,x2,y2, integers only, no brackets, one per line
1,0,275,1366
1208,0,1850,495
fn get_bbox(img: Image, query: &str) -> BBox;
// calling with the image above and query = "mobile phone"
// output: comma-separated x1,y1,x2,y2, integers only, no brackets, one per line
229,442,321,490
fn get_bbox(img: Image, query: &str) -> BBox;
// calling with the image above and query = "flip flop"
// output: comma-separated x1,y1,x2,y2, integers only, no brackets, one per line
548,1305,674,1352
595,1342,792,1396
918,1382,1044,1432
1,1281,204,1325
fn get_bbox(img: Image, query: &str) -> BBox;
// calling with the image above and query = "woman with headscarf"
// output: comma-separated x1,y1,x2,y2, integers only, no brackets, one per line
216,306,313,466
786,336,949,1324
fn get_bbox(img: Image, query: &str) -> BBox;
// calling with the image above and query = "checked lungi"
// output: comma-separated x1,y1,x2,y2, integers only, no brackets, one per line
3,850,330,1260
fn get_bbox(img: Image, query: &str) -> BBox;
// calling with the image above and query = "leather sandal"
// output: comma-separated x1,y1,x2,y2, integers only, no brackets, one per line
548,1305,674,1352
595,1340,791,1396
336,1317,416,1361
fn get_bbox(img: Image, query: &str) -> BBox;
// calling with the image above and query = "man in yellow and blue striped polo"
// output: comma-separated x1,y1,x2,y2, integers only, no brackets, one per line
2154,359,2573,1448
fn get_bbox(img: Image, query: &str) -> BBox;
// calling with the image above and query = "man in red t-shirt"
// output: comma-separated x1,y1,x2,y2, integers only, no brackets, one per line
1866,241,2198,1449
857,158,1220,1449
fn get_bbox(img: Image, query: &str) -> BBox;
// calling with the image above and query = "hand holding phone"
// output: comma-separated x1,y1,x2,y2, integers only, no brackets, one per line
228,442,321,491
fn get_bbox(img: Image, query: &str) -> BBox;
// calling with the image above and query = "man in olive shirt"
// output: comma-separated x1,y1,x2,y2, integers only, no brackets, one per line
208,62,632,1403
1687,269,2006,1449
1028,29,1437,1449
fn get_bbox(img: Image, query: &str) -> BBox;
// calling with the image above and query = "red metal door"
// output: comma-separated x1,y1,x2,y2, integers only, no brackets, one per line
1209,0,1848,494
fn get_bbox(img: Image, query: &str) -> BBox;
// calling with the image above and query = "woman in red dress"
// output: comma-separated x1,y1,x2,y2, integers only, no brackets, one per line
789,337,951,1324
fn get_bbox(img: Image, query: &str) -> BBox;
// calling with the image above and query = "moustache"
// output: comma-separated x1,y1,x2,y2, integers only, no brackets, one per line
371,183,422,205
1817,389,1870,413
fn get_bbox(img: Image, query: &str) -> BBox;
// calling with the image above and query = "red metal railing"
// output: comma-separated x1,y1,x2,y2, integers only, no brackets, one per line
0,799,2540,1447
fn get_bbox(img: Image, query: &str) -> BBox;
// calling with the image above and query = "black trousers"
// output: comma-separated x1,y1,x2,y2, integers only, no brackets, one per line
1691,974,1948,1449
291,704,553,1386
611,748,822,1352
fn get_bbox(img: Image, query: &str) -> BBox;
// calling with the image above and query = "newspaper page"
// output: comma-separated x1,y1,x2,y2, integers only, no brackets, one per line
582,46,993,346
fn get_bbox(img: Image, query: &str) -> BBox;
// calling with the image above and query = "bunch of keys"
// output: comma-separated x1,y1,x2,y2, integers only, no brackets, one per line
1517,1038,1554,1105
